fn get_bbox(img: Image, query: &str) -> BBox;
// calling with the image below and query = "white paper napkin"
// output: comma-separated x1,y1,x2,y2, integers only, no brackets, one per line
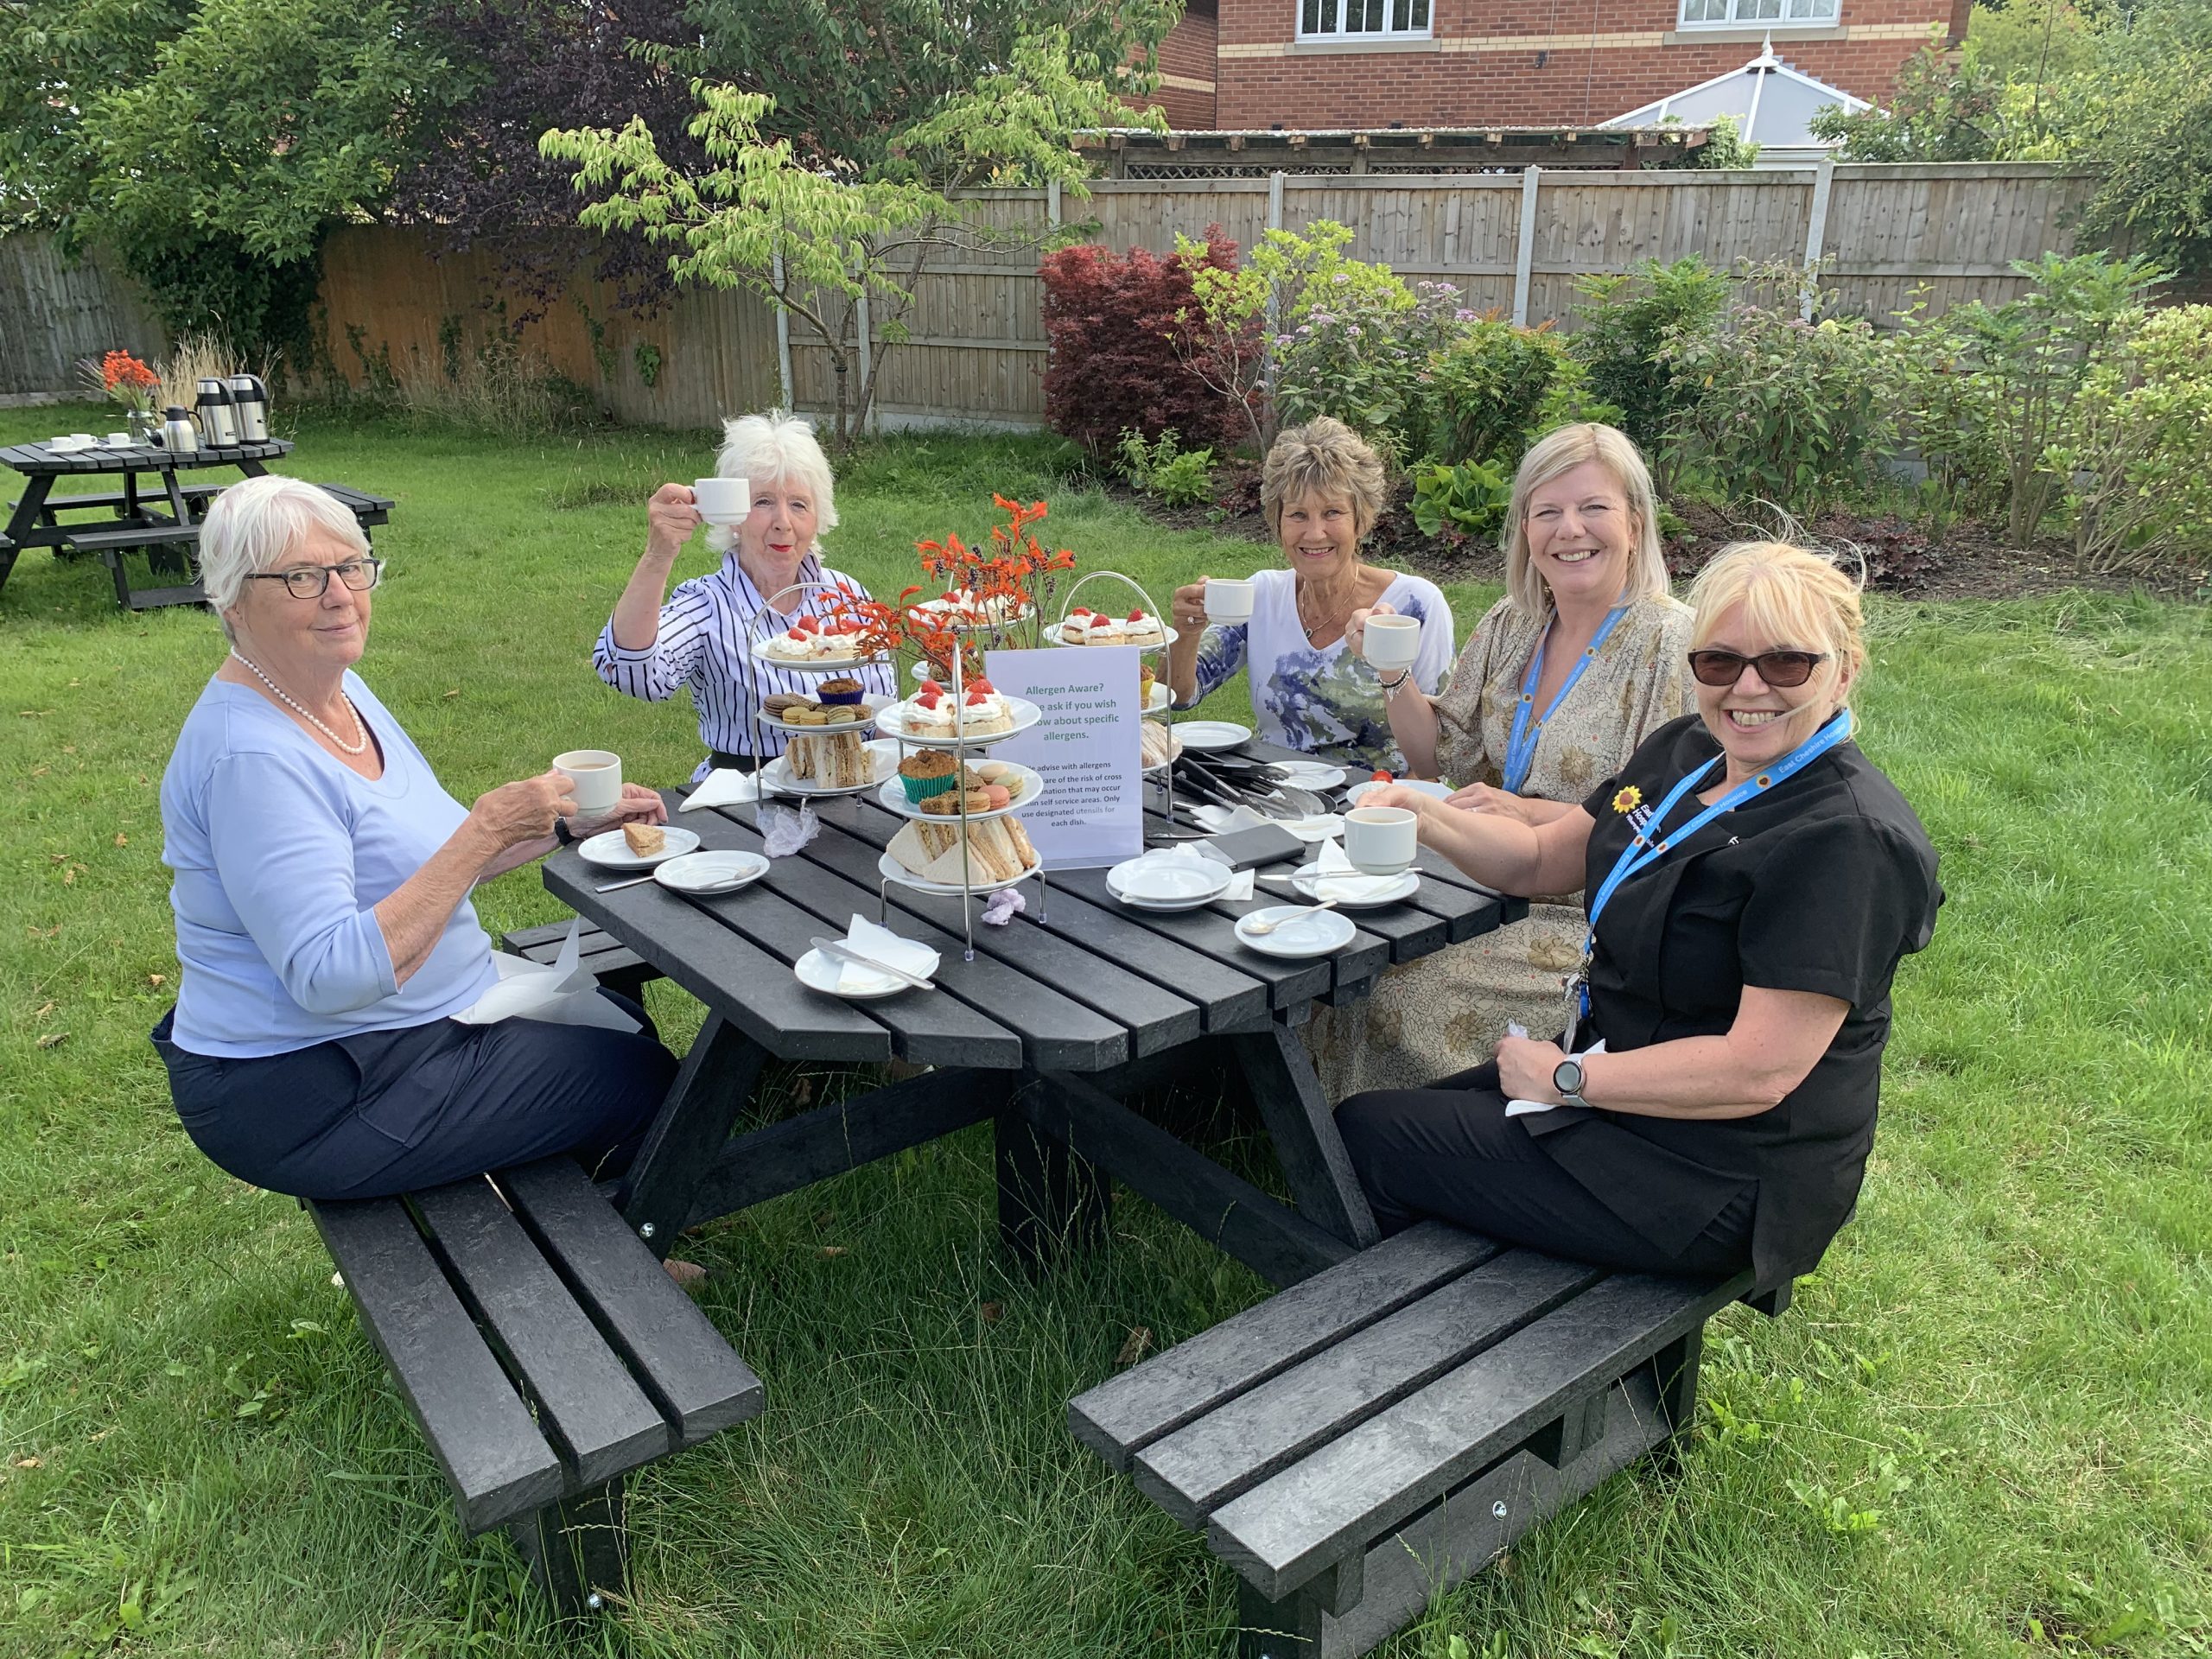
681,768,764,810
1307,838,1406,904
1154,840,1255,900
832,912,938,992
453,921,644,1033
1501,1022,1607,1116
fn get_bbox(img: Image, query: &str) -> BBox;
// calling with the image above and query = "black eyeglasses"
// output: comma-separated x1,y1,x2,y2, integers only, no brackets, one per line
248,558,383,600
1687,648,1827,689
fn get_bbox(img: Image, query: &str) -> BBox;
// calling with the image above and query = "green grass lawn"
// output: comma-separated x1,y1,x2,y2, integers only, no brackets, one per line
2,404,2208,1658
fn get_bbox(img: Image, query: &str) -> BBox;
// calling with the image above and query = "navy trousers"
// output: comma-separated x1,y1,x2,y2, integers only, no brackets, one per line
152,995,678,1202
1336,1060,1756,1278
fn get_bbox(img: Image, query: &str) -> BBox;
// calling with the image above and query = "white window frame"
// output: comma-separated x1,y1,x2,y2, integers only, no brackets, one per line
1676,0,1840,26
1297,0,1433,41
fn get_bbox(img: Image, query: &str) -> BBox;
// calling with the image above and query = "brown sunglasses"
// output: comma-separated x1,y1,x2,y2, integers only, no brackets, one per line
1687,649,1827,689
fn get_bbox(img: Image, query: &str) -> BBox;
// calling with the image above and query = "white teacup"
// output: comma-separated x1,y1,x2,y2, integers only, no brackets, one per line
690,475,749,526
1205,576,1256,625
553,749,623,816
1363,613,1421,671
1343,805,1419,876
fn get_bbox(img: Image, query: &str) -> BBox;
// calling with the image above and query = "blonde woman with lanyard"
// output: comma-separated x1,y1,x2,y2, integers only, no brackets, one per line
1337,542,1941,1294
1309,423,1697,1098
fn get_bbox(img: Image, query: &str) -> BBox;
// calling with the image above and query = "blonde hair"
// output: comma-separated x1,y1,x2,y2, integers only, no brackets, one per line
199,474,371,643
1261,417,1389,541
1502,423,1668,619
1688,541,1867,709
708,410,838,555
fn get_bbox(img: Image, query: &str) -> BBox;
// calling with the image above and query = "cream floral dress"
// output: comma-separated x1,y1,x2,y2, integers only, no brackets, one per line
1307,592,1699,1098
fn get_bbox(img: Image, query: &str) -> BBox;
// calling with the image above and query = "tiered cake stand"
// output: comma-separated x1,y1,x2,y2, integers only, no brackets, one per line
873,618,1049,958
741,581,898,820
1052,571,1182,826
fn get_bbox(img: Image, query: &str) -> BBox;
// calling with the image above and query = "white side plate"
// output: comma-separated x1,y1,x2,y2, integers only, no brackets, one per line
653,849,769,894
1345,778,1452,807
794,945,938,999
577,826,701,869
1177,721,1253,753
1236,906,1358,959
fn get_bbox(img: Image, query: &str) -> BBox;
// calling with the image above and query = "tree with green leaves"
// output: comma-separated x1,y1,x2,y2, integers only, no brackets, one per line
541,28,1166,448
0,0,442,352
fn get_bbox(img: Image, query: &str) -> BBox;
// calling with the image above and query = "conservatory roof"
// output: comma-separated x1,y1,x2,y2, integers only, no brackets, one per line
1602,36,1870,149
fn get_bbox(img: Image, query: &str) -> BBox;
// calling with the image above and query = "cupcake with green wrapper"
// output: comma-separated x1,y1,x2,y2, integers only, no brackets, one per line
898,748,958,803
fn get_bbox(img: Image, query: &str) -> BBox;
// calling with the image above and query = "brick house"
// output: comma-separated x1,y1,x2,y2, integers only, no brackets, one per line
1143,0,1967,131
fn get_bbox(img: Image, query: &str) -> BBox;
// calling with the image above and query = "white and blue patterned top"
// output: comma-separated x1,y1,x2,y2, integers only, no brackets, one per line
1185,568,1456,773
593,550,897,781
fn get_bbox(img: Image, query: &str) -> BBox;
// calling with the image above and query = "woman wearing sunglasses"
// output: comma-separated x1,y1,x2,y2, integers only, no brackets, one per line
151,476,677,1205
1342,542,1942,1292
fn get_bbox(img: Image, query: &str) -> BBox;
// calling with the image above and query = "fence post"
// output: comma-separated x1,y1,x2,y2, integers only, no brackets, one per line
1799,156,1836,321
1265,172,1286,410
1512,166,1542,327
855,277,873,436
772,250,793,413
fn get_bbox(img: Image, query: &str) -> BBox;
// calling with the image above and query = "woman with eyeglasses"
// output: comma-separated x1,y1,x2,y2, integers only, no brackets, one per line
1340,542,1942,1293
151,475,678,1205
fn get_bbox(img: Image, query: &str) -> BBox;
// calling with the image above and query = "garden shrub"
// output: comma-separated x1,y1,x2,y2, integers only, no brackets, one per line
1116,427,1217,507
1420,318,1611,468
1041,229,1241,454
2044,304,2212,574
1663,276,1896,519
1569,256,1727,461
1409,457,1512,543
1890,250,2166,542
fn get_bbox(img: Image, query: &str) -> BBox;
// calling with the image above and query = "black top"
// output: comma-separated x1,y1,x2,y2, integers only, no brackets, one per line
1522,715,1942,1290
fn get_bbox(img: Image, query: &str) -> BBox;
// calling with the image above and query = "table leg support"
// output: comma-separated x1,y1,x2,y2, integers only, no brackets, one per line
997,1077,1107,1274
618,1014,766,1261
1228,1023,1381,1251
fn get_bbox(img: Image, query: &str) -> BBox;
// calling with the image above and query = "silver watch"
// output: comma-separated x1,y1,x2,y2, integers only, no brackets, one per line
1553,1057,1591,1109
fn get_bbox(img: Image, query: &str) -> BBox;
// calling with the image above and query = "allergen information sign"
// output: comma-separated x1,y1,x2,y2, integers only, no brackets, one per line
982,644,1143,868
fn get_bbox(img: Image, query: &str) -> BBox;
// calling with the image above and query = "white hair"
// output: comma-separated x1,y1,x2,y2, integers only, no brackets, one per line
200,475,370,639
705,410,839,555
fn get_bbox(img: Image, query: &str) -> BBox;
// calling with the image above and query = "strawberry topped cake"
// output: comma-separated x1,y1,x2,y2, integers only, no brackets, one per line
1058,606,1166,645
903,677,1014,738
759,613,875,662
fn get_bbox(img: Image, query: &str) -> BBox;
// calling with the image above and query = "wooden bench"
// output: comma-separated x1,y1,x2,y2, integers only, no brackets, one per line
56,480,392,612
500,919,661,1001
308,1155,763,1611
1070,1222,1784,1659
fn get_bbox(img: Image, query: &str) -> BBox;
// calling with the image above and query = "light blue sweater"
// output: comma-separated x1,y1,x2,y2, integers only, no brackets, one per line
160,672,499,1058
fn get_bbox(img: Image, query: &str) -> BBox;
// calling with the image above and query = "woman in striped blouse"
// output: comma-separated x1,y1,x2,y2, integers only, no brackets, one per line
594,411,895,779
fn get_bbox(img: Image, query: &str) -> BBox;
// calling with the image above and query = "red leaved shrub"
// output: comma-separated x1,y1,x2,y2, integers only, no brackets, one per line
1039,227,1243,454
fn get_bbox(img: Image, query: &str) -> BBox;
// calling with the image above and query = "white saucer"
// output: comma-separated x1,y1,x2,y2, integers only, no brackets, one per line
1107,855,1232,910
794,944,938,999
653,849,769,894
1345,778,1452,808
1283,866,1421,908
577,825,702,870
1177,721,1253,753
1273,760,1347,791
1236,906,1357,959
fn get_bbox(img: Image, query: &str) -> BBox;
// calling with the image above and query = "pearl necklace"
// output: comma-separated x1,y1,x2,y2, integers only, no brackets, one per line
230,650,368,754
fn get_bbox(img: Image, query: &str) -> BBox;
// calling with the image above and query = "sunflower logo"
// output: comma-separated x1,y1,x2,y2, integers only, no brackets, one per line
1611,785,1643,814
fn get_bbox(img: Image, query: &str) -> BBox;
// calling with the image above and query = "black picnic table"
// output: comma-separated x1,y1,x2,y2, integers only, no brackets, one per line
542,742,1528,1288
0,437,388,611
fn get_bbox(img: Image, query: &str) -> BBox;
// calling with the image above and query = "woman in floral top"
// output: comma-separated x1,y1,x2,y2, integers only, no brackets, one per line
1166,418,1452,772
1309,423,1699,1096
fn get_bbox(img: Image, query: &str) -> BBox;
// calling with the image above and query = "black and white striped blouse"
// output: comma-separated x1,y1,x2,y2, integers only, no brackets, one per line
593,551,897,780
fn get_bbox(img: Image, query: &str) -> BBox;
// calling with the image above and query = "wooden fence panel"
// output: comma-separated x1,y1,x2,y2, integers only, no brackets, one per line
0,236,168,397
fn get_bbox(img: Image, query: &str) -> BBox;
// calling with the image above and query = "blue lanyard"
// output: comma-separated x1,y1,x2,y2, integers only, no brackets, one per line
1502,606,1628,795
1585,708,1856,950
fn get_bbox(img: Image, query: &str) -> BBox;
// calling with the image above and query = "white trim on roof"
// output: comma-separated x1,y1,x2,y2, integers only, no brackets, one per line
1602,35,1871,146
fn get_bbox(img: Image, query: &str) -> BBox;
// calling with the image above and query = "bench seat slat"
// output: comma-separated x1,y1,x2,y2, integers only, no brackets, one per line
498,1159,765,1446
410,1178,672,1490
1068,1222,1497,1471
1206,1269,1746,1600
1135,1250,1600,1527
308,1198,563,1534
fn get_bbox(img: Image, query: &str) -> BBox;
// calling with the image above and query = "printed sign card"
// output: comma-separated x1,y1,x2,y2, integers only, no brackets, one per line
983,645,1143,869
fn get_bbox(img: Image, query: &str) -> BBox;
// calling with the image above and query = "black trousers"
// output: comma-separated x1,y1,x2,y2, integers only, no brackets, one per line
152,995,677,1202
1336,1061,1755,1277
707,752,762,773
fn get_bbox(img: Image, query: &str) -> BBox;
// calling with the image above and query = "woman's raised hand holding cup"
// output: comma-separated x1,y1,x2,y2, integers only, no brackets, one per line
646,482,705,556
